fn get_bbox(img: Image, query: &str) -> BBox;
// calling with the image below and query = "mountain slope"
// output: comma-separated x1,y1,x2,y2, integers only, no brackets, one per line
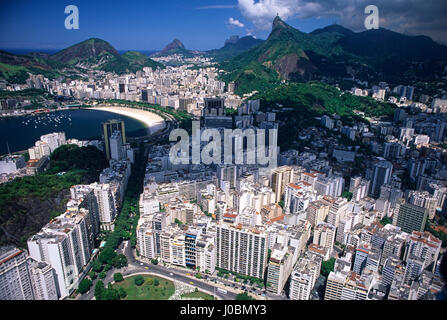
220,16,323,93
0,38,165,82
51,38,119,64
101,51,164,74
252,81,396,151
207,35,264,62
0,50,64,83
221,17,447,95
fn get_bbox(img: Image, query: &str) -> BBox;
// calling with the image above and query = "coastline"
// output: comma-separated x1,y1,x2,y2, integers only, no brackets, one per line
91,106,166,134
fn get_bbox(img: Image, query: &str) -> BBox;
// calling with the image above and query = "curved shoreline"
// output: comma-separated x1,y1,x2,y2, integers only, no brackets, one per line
91,106,166,134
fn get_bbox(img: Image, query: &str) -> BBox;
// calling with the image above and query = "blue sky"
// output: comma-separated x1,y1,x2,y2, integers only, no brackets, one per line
1,0,445,52
0,0,336,51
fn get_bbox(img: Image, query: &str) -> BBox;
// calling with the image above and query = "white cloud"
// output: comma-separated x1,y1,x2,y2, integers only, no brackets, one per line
228,17,245,28
237,0,321,30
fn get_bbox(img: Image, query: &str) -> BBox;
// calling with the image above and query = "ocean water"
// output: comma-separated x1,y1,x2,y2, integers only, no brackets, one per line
0,109,150,155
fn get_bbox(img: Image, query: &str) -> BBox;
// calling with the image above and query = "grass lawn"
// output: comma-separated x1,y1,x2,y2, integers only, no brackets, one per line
113,275,175,300
181,291,215,300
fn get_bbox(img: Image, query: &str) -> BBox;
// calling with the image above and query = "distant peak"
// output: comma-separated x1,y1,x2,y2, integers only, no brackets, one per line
225,35,240,46
160,39,186,54
170,39,185,48
273,15,288,29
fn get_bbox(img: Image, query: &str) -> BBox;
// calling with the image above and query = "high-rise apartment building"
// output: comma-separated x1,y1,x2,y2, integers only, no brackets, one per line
313,223,336,253
370,160,393,198
394,200,428,234
271,166,294,203
216,223,268,279
404,231,441,273
306,200,330,227
289,257,320,300
91,183,117,231
28,260,58,300
266,243,294,295
102,119,126,160
27,209,93,298
0,247,34,300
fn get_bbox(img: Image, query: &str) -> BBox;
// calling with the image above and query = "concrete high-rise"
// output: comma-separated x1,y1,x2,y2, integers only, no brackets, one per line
272,166,294,203
266,244,294,295
102,119,126,161
0,247,34,300
216,223,268,279
394,200,428,234
370,160,393,198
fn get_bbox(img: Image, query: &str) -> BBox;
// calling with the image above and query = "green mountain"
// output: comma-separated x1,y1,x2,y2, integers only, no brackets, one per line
207,35,264,62
0,38,164,82
0,50,64,83
51,38,119,64
221,16,447,95
101,51,164,74
252,81,396,151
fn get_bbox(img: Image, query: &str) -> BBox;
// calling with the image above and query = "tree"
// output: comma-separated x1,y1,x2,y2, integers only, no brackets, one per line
77,278,92,294
114,273,124,283
153,279,160,287
118,287,127,299
321,258,336,277
104,285,120,300
112,254,128,269
88,271,97,280
99,247,117,265
134,275,145,286
380,216,392,226
94,280,105,300
91,259,103,273
278,200,285,209
151,259,159,265
235,292,255,300
99,272,106,279
341,191,353,201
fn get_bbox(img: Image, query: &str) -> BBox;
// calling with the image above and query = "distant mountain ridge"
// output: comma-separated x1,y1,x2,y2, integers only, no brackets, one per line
221,16,447,95
0,38,164,82
207,35,264,62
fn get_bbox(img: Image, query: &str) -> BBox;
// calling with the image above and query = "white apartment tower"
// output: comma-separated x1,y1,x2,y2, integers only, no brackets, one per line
0,247,34,300
216,224,268,279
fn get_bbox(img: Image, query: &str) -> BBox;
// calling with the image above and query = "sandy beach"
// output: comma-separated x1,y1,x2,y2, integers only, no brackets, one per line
92,106,166,134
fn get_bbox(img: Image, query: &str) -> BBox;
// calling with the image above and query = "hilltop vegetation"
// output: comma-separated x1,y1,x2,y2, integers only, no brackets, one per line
251,82,396,150
0,145,107,247
0,51,63,84
101,51,164,74
254,82,396,119
0,88,50,99
46,144,108,180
